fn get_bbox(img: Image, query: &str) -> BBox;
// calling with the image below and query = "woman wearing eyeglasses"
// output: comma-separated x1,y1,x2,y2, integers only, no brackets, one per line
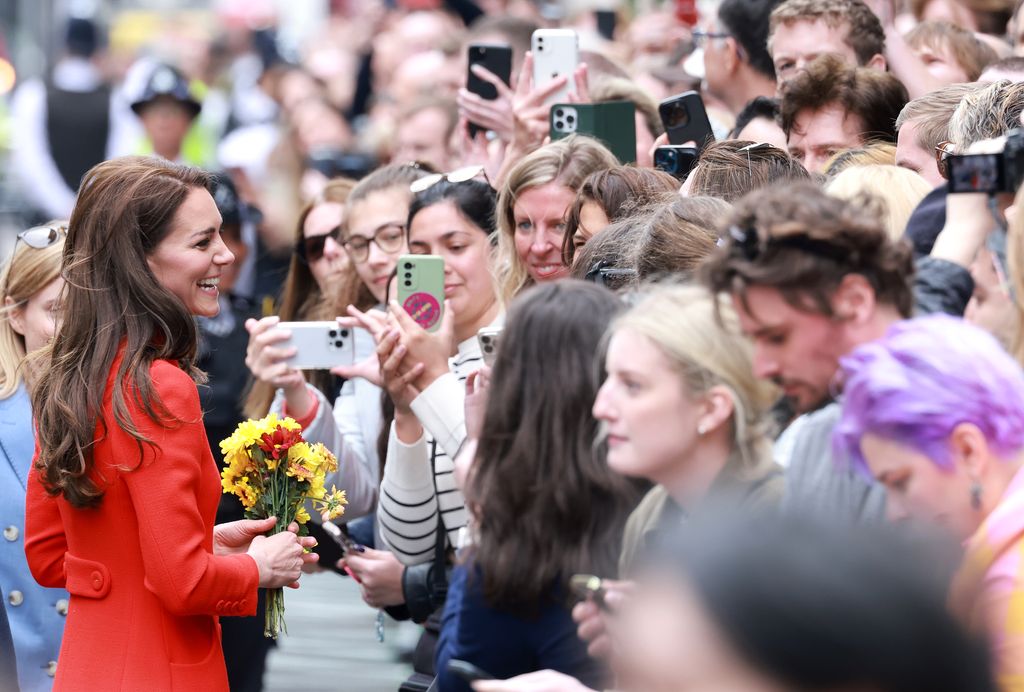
0,223,69,691
25,157,313,691
244,165,431,522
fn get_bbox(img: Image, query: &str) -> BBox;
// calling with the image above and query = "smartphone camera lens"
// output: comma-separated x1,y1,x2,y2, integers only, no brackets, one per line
404,262,413,269
334,340,344,348
340,329,349,338
404,272,412,279
329,329,337,338
404,280,412,287
566,114,575,125
666,102,690,129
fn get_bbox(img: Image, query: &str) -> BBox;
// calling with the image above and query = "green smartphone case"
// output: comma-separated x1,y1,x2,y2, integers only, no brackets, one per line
396,255,446,333
549,101,637,164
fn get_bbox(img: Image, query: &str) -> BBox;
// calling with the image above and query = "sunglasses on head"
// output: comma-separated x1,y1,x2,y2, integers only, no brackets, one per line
18,223,67,250
409,165,488,194
296,225,342,264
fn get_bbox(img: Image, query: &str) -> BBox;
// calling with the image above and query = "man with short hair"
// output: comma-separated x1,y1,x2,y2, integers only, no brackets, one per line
895,82,983,186
702,181,973,521
768,0,887,87
780,54,907,172
700,0,780,116
391,97,458,171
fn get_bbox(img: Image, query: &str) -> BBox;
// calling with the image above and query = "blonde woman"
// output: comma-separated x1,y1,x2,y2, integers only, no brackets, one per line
576,284,783,658
495,135,619,303
825,164,933,240
0,223,68,691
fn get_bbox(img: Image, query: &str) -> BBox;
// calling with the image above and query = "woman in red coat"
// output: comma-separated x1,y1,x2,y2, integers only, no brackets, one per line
24,156,315,691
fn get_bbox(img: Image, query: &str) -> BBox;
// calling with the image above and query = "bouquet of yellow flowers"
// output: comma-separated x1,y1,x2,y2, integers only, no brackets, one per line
220,413,347,637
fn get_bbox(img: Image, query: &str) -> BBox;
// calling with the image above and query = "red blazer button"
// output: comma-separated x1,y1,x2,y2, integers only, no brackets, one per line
90,571,103,591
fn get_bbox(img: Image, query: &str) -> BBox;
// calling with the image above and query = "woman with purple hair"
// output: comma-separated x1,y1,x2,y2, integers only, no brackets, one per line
834,314,1024,691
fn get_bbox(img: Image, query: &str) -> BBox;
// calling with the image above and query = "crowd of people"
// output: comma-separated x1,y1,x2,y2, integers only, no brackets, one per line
4,0,1024,690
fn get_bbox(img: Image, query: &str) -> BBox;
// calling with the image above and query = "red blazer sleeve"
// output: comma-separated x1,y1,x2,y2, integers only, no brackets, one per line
120,362,259,617
24,457,69,588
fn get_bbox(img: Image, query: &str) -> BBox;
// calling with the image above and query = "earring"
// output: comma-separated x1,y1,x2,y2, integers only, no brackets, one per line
697,423,707,436
970,481,983,511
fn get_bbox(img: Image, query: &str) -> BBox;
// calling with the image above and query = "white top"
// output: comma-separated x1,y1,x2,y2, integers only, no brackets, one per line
377,317,501,565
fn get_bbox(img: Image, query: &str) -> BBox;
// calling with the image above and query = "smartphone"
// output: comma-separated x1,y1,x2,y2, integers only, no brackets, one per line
447,659,494,683
550,101,636,164
532,28,578,106
947,154,1003,194
477,326,502,366
659,91,715,151
466,43,513,138
595,10,617,40
321,522,365,583
569,573,609,611
396,255,445,333
653,145,699,179
277,321,356,370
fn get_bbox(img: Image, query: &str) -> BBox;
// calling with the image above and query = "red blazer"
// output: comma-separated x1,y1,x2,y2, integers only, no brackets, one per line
25,356,259,691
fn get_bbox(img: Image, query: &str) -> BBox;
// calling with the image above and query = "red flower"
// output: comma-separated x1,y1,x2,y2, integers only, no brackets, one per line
257,425,303,460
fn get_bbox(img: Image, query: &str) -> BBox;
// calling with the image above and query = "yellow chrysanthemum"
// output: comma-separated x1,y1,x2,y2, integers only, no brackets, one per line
315,486,348,521
295,505,311,524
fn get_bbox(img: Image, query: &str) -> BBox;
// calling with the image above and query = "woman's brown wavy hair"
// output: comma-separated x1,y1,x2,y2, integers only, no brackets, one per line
466,281,642,611
31,156,212,508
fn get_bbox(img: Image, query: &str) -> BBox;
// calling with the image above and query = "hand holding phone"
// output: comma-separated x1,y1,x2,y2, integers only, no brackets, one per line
569,574,609,611
659,91,714,151
466,44,513,138
477,327,503,366
396,255,446,333
277,321,357,371
531,29,579,106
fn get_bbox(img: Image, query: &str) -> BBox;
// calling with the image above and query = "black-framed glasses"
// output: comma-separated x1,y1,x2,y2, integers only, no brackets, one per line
342,223,406,263
296,225,342,264
409,165,489,194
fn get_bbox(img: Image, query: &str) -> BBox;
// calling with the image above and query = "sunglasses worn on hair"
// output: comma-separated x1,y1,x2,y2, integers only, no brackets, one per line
935,141,954,180
409,165,488,194
18,224,67,249
342,223,406,263
584,259,637,288
296,225,342,264
725,224,850,263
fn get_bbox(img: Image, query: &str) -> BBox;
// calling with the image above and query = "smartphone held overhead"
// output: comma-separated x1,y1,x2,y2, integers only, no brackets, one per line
466,43,512,138
659,91,715,151
549,101,636,164
532,28,579,106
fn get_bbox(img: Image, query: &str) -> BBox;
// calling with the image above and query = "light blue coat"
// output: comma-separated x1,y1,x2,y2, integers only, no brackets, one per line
0,383,67,690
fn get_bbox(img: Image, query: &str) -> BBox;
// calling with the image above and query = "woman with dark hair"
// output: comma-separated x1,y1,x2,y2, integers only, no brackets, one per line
25,157,314,691
341,176,502,616
433,281,641,691
561,166,678,267
243,177,360,419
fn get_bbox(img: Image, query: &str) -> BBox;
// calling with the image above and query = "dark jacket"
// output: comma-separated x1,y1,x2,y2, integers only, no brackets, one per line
914,256,974,317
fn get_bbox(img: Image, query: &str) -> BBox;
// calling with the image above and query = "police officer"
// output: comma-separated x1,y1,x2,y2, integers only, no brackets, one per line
129,63,212,167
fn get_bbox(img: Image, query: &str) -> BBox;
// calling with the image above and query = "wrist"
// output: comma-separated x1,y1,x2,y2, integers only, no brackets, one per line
284,383,314,418
395,409,424,444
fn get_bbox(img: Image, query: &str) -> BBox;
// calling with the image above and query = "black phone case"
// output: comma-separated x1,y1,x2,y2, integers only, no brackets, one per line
659,91,715,150
467,44,513,138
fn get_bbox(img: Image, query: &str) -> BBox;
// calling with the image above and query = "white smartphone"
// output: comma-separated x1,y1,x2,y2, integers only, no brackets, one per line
477,326,503,367
277,321,356,370
532,28,578,106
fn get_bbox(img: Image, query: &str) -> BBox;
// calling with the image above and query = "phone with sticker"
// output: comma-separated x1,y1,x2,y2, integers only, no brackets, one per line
277,321,356,370
397,255,446,333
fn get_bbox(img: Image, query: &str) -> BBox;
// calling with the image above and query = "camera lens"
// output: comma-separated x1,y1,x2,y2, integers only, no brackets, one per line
484,344,493,353
404,262,412,269
666,102,689,129
566,114,575,124
340,329,349,338
404,280,412,287
334,340,344,348
329,329,337,338
405,272,412,279
554,108,563,117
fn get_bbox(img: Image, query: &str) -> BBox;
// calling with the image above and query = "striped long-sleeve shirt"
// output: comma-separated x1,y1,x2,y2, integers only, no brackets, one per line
377,323,498,565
